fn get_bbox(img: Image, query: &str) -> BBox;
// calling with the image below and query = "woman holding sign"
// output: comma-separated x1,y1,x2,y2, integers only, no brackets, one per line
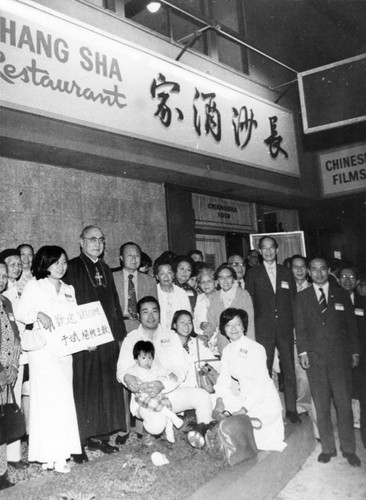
17,246,81,474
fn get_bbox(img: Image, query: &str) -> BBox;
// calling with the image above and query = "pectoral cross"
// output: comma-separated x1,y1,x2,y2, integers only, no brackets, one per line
95,270,103,286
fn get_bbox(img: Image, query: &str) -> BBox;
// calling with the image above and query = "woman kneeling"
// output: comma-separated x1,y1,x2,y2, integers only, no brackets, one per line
214,308,286,452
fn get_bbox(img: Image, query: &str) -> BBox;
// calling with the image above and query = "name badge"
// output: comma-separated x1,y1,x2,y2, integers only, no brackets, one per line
355,308,364,316
281,281,289,289
8,313,15,321
335,303,344,311
239,348,248,359
161,339,171,347
64,293,73,301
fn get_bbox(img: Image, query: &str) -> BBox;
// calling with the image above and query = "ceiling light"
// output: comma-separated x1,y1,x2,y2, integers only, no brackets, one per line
147,2,161,13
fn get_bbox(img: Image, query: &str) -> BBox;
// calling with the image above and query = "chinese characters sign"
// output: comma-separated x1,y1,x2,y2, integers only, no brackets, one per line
0,0,299,176
318,143,366,197
47,301,114,356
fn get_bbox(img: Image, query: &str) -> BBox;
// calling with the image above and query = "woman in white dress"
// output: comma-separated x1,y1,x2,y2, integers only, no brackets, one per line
214,308,286,452
17,246,81,473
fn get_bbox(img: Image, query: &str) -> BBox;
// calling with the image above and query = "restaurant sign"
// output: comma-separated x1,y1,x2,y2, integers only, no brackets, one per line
0,0,299,176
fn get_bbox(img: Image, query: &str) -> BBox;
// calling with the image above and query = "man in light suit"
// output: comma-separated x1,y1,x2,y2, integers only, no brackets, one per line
114,242,158,334
245,236,299,423
295,258,361,466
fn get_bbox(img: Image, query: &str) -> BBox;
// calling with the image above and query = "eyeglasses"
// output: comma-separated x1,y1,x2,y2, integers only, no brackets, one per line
83,237,105,244
231,262,245,267
218,275,233,281
339,275,356,280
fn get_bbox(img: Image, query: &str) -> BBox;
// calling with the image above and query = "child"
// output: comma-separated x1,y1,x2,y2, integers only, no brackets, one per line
126,340,183,443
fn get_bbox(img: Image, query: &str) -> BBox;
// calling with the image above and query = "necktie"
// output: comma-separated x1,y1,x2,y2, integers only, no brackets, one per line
318,287,327,313
268,265,276,291
128,274,138,320
238,281,242,288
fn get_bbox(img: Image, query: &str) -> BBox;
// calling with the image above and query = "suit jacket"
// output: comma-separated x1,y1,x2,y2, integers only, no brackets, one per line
245,263,296,339
113,270,158,332
295,283,360,366
354,294,366,360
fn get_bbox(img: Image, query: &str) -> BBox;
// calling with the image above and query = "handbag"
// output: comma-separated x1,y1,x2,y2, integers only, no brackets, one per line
20,323,47,352
0,385,26,445
205,414,261,466
194,337,220,394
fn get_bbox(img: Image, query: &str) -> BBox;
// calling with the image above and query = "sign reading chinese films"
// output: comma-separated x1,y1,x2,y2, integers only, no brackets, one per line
193,194,255,230
47,301,114,356
0,0,299,176
318,143,366,197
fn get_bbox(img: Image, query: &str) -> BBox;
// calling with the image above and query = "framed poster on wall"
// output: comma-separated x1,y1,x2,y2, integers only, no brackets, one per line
249,231,306,265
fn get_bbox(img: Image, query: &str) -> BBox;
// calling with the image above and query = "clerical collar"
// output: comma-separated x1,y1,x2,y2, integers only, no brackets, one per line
82,253,99,264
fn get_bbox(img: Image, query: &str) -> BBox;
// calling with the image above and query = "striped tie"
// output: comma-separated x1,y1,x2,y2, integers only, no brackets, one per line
319,287,327,313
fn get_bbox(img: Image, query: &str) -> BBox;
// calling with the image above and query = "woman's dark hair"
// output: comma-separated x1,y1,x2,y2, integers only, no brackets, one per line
32,246,68,280
214,263,237,281
219,308,248,338
171,309,197,337
187,249,203,260
153,256,173,277
172,255,194,274
133,340,155,360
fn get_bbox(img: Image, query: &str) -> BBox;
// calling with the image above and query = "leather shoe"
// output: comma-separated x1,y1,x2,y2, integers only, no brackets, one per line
285,411,302,424
318,451,337,463
342,451,361,467
72,447,89,464
115,434,128,446
87,439,118,454
8,460,29,470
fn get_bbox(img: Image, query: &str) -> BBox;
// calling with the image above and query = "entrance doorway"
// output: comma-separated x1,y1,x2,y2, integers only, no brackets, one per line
195,235,226,269
195,232,250,268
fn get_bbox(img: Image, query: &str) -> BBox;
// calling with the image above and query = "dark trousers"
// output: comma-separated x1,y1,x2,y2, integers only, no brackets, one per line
307,355,355,454
259,329,297,413
357,364,366,448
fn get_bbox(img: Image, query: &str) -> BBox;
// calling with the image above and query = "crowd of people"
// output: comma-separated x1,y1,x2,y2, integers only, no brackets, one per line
0,227,364,491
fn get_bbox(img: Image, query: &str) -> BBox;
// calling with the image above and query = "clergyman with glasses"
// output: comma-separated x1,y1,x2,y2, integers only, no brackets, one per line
64,226,127,463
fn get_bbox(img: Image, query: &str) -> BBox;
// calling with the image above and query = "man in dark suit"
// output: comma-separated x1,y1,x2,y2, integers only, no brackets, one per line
295,258,361,466
339,265,366,450
114,242,158,334
245,236,299,422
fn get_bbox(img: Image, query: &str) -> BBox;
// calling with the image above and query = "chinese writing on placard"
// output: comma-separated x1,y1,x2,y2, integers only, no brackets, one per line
48,301,114,356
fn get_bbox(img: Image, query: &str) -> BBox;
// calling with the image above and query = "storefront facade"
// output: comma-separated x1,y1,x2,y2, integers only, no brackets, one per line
0,0,342,265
